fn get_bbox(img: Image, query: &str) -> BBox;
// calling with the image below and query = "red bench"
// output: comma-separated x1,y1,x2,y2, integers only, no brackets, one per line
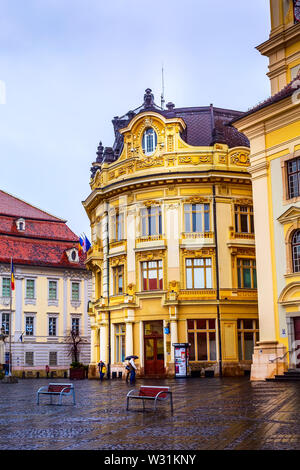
36,383,75,405
126,385,173,412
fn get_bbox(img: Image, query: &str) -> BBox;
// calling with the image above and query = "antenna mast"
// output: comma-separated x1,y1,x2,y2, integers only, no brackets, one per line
161,64,165,109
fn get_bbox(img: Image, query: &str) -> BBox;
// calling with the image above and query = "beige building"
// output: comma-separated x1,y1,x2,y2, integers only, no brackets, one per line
84,90,259,379
0,190,92,378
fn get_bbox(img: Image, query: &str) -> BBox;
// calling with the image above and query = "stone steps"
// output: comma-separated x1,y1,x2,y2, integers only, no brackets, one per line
266,369,300,381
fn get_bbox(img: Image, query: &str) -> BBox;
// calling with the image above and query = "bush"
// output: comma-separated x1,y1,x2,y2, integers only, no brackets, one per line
70,361,84,369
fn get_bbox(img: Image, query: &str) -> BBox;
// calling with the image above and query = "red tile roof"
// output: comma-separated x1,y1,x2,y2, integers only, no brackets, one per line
0,190,86,270
0,235,86,269
0,190,64,221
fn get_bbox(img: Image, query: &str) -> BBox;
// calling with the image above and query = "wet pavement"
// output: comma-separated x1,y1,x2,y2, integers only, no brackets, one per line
0,376,300,450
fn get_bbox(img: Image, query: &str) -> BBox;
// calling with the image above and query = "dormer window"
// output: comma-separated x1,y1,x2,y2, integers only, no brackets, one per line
142,128,157,156
66,248,79,263
16,218,25,231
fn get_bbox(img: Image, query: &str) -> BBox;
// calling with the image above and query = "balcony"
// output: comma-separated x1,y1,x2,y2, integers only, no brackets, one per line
135,234,166,250
178,289,217,300
180,231,214,248
220,288,258,301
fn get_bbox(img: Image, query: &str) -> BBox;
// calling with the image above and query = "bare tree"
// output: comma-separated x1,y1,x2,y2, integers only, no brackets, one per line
65,329,86,366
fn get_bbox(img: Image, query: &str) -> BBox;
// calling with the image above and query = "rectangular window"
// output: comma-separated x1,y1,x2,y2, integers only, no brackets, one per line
141,260,163,291
140,206,162,236
112,213,124,241
115,323,126,363
237,259,257,289
49,281,57,300
71,282,80,301
113,266,124,295
26,279,35,299
186,258,212,289
287,158,300,199
49,351,57,366
25,351,34,366
1,313,10,335
237,319,259,361
234,205,254,233
71,318,80,336
187,319,217,362
184,204,210,233
25,317,34,336
2,278,11,298
48,317,57,336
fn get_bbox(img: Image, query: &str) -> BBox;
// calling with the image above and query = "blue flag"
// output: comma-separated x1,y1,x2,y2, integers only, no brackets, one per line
84,235,91,252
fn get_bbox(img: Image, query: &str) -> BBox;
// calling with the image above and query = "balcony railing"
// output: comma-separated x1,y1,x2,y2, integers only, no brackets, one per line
136,234,163,243
182,232,214,240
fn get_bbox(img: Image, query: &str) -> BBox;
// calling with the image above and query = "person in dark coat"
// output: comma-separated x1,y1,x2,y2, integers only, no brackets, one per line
98,360,106,381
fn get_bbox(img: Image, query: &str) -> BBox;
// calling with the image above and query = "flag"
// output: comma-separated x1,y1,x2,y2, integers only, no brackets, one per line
78,236,84,255
11,259,15,291
84,235,91,252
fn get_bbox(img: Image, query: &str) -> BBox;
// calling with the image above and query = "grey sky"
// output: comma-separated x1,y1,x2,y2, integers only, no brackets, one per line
0,0,270,237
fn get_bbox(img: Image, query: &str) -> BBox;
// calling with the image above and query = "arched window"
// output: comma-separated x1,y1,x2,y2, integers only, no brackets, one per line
292,230,300,272
142,128,157,156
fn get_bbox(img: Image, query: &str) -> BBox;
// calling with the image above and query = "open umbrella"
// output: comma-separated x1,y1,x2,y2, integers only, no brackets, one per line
125,355,139,360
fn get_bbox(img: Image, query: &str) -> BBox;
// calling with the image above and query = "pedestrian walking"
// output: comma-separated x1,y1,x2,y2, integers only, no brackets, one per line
129,357,137,384
45,365,50,378
98,360,106,381
124,360,131,383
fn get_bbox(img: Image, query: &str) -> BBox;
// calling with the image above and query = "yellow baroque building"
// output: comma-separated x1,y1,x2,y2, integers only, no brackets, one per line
83,90,259,379
233,0,300,380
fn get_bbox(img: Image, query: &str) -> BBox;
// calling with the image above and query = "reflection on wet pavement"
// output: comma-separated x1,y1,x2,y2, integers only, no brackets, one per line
0,377,300,450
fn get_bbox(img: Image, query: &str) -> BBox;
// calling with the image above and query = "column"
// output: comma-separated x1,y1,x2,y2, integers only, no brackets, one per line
170,320,178,363
125,321,133,357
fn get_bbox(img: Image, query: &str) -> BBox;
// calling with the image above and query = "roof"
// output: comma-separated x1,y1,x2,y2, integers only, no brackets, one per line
0,190,86,270
91,89,250,176
0,190,64,221
231,69,300,124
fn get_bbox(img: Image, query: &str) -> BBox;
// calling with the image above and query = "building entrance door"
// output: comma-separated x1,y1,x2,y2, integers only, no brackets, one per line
144,321,165,376
294,318,300,369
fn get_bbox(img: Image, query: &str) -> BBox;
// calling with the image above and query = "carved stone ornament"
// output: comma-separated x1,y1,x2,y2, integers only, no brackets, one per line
230,152,250,166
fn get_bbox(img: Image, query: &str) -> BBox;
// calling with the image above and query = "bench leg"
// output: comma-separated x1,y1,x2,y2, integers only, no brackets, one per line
170,394,174,413
37,393,39,405
142,399,145,411
73,391,76,405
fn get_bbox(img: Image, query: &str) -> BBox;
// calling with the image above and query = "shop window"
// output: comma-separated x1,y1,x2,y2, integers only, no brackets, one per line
141,260,163,291
186,258,212,289
237,319,259,361
237,259,257,288
187,319,216,361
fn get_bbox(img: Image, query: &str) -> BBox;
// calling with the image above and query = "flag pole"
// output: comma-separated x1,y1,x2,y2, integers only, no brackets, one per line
9,257,12,377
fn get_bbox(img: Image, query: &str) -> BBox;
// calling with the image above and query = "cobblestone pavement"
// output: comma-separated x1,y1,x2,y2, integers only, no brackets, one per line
0,377,300,450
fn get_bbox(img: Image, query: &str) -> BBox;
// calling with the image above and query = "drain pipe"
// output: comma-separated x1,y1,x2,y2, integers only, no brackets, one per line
212,184,223,378
105,203,111,380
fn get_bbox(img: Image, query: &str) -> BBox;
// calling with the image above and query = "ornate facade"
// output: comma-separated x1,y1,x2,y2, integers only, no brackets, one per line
84,90,258,379
0,190,92,378
232,0,300,379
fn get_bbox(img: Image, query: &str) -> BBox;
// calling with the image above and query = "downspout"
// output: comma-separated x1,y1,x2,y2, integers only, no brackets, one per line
212,184,223,377
105,202,111,380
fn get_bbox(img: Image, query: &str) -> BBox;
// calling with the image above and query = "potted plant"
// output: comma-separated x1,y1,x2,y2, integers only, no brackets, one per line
69,361,86,380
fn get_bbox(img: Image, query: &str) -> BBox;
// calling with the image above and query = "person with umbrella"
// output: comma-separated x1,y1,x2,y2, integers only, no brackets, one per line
125,355,138,384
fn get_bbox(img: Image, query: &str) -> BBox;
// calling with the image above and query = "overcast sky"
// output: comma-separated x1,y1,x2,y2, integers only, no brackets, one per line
0,0,271,237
